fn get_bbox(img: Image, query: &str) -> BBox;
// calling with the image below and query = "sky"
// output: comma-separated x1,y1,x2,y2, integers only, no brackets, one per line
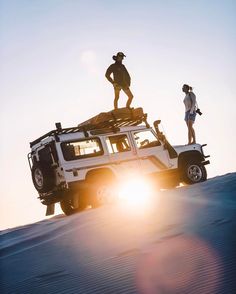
0,0,235,230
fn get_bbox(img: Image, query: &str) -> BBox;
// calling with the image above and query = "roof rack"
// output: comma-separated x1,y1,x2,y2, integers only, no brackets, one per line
30,107,149,148
30,127,88,148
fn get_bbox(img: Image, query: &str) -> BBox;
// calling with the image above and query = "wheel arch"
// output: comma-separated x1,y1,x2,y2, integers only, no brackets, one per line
85,167,116,182
178,151,204,169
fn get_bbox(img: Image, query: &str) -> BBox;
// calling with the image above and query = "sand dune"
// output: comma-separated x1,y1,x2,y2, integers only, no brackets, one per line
1,173,236,293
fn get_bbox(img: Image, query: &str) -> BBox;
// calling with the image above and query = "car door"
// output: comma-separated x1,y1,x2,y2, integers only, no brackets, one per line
104,132,141,179
131,129,171,175
59,137,110,182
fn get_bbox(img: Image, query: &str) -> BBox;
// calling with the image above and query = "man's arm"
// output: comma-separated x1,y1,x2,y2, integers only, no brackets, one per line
105,65,114,84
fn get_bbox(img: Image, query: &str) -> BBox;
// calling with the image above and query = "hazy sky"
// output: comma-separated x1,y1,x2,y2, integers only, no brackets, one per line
1,0,235,230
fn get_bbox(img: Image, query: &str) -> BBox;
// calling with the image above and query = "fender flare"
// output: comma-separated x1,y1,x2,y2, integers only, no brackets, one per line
85,168,116,182
178,151,205,169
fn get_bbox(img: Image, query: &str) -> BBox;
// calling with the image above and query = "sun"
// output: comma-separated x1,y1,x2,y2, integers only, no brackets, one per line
118,177,154,209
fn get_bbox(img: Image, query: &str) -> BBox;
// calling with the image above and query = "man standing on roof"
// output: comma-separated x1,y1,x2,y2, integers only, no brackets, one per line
105,52,134,110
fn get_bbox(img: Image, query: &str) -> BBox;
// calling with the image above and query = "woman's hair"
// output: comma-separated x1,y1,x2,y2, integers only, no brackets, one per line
112,55,117,61
183,84,193,92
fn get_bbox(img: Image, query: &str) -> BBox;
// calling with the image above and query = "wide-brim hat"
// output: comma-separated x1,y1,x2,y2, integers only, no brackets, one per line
112,52,126,60
116,52,126,57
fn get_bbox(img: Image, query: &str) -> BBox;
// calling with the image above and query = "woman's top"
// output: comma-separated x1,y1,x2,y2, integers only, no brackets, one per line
183,92,196,114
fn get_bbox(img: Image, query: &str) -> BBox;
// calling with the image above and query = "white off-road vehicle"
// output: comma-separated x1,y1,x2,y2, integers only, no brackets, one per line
28,107,210,216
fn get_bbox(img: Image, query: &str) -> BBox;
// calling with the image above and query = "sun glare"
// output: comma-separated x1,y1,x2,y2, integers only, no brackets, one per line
118,177,153,209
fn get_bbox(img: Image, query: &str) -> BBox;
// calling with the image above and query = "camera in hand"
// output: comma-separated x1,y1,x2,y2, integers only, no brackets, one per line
196,108,202,115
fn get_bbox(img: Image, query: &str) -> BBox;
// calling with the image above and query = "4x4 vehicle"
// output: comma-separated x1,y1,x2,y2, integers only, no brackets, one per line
28,107,210,216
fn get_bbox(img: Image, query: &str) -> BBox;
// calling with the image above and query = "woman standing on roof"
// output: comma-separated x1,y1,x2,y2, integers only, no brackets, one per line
105,52,134,110
182,84,197,145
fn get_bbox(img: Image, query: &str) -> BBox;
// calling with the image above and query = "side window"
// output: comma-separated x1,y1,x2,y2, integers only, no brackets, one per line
106,134,131,154
134,130,161,149
61,138,103,161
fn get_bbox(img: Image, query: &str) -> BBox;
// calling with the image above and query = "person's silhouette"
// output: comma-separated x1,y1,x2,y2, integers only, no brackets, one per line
105,52,134,109
182,84,197,144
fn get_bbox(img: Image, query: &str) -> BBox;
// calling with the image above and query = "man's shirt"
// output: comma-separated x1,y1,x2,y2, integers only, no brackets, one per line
105,62,131,88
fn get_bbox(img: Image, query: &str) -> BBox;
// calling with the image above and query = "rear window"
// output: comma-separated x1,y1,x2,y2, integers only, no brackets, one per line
38,142,58,164
38,146,53,165
61,138,103,161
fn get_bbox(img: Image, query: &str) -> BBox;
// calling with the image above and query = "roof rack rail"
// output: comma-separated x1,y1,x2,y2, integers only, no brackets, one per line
30,107,149,148
30,126,86,147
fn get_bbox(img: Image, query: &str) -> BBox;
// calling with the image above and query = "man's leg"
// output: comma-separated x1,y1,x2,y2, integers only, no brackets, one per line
114,86,121,109
123,88,134,108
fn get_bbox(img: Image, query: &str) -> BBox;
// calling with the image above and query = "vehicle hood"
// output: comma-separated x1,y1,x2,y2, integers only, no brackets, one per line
172,143,202,155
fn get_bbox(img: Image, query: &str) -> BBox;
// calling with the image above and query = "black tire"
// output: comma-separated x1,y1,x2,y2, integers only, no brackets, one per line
60,191,87,216
182,160,207,185
87,176,115,208
32,162,55,193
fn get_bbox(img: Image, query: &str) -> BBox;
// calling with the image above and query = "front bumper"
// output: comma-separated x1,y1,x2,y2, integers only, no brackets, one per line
201,144,210,165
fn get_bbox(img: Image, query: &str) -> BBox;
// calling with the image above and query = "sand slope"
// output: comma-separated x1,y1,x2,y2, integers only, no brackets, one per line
1,173,236,293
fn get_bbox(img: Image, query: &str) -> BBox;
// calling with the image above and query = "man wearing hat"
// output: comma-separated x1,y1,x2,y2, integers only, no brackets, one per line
105,52,133,109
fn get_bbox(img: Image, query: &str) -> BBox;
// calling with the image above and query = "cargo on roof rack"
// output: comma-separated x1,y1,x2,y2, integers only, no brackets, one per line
78,107,149,129
30,107,149,147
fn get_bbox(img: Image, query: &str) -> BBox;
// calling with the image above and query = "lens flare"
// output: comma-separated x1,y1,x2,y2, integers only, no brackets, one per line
136,236,221,294
118,177,153,209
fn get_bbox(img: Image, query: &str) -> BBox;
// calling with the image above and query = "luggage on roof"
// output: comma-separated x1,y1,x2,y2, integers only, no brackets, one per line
30,107,149,147
78,107,147,129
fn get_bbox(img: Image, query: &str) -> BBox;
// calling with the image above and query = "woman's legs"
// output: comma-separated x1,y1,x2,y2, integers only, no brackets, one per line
186,120,196,144
186,121,191,144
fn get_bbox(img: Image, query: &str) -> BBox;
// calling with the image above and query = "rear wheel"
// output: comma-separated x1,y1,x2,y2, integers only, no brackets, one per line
182,160,207,184
60,191,87,216
88,176,115,208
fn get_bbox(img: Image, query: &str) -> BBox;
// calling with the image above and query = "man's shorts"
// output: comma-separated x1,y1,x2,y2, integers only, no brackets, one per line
185,110,196,122
114,84,129,91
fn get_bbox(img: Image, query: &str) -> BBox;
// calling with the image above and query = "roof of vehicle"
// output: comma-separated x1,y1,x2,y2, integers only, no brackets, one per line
30,125,151,151
30,107,150,148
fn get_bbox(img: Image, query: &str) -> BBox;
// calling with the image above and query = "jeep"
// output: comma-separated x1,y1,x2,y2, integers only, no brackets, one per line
28,107,210,216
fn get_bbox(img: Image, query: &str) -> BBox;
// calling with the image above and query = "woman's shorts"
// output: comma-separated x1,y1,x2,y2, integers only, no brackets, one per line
185,110,196,122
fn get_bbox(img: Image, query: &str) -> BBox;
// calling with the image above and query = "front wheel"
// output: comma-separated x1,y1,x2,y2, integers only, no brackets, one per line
182,161,207,185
